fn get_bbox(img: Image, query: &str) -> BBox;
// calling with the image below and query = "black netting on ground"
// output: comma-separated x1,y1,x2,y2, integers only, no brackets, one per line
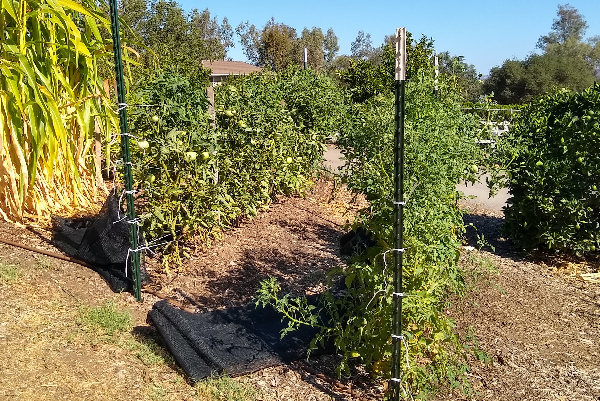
148,297,334,381
51,189,149,293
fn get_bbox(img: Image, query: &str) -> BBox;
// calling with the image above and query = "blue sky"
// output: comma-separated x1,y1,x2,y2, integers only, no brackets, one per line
176,0,600,76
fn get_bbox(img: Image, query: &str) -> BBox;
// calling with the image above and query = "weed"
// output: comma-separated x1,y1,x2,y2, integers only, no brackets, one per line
77,300,132,341
196,376,259,401
0,263,19,283
122,335,173,366
34,256,55,271
147,383,169,401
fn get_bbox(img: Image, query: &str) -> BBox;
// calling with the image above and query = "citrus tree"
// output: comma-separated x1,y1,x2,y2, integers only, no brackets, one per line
494,84,600,253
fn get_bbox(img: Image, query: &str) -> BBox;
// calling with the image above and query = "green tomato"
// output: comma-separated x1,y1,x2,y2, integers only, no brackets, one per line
146,174,156,183
201,151,210,161
151,115,159,122
577,157,584,163
535,161,543,167
592,185,597,191
286,157,293,164
470,165,478,174
137,140,150,150
224,110,234,117
185,151,197,162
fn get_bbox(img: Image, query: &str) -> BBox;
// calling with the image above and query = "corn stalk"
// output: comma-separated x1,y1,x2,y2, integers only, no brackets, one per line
0,0,118,222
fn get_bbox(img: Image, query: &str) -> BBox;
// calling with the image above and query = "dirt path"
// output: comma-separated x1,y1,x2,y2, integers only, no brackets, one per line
435,205,600,401
0,180,598,400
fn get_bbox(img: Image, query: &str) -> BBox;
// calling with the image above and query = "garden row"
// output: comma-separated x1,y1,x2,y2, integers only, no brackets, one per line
125,68,349,266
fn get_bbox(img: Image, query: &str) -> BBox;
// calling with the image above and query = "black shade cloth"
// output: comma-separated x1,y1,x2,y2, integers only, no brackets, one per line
51,189,149,293
148,297,334,381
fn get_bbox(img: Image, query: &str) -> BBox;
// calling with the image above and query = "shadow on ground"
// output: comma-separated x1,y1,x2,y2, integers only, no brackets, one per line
179,219,344,310
461,213,528,262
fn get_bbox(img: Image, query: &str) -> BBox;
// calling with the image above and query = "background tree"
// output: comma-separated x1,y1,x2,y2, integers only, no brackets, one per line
260,19,298,71
483,60,528,104
537,4,588,49
117,0,233,83
297,27,325,70
323,28,340,65
237,18,298,70
437,52,482,102
350,30,376,60
484,3,598,104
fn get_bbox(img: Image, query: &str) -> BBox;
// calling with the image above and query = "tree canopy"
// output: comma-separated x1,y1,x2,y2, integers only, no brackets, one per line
237,19,339,71
484,3,599,104
117,0,233,82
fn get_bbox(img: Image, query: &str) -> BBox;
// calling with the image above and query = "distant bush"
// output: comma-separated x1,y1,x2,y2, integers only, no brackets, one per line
497,84,600,253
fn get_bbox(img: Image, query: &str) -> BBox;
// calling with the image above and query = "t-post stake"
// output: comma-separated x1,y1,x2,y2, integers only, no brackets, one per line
390,27,406,401
108,0,142,301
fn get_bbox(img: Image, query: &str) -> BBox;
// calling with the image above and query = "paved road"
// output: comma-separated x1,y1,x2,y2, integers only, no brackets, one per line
323,145,509,213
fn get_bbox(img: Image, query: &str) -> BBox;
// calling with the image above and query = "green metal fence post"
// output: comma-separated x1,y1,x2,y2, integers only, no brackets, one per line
108,0,142,301
390,27,406,401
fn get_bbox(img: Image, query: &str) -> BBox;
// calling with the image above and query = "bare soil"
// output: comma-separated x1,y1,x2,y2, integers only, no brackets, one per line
0,182,598,401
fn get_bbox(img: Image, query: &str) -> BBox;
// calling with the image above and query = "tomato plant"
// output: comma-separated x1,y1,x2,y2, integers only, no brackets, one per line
258,71,485,397
123,69,343,269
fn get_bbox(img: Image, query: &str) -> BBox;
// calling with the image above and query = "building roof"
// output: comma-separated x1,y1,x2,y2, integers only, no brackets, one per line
201,60,262,76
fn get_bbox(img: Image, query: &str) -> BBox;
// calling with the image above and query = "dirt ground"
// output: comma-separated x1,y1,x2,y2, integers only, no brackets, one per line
0,180,599,400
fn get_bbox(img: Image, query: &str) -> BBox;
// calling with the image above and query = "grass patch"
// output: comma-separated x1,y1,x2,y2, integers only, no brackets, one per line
196,376,259,401
77,300,132,341
122,335,174,366
34,256,56,271
147,383,169,401
0,263,19,283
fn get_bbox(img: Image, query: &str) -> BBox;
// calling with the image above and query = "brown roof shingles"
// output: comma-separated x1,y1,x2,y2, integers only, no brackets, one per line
201,60,262,76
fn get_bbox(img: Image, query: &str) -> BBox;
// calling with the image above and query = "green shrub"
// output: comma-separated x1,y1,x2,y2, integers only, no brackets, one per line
497,84,600,253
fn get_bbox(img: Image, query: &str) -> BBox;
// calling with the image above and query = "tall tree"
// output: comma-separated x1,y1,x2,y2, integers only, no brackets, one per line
350,31,375,60
237,18,300,70
323,28,339,65
437,52,482,102
117,0,233,81
236,21,262,65
297,27,325,70
537,4,588,49
484,4,598,104
260,19,297,71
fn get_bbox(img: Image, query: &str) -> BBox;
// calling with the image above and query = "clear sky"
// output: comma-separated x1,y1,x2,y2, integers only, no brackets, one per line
176,0,600,76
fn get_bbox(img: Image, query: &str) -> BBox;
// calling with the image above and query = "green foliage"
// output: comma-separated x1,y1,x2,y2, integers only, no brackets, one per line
437,52,483,103
493,84,600,253
118,0,232,81
122,335,174,366
258,73,483,396
77,301,132,340
128,69,341,266
277,66,351,140
483,4,599,104
337,32,435,103
237,19,338,71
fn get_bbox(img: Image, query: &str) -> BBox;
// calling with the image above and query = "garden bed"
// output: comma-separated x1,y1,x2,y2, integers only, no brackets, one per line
0,180,598,400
